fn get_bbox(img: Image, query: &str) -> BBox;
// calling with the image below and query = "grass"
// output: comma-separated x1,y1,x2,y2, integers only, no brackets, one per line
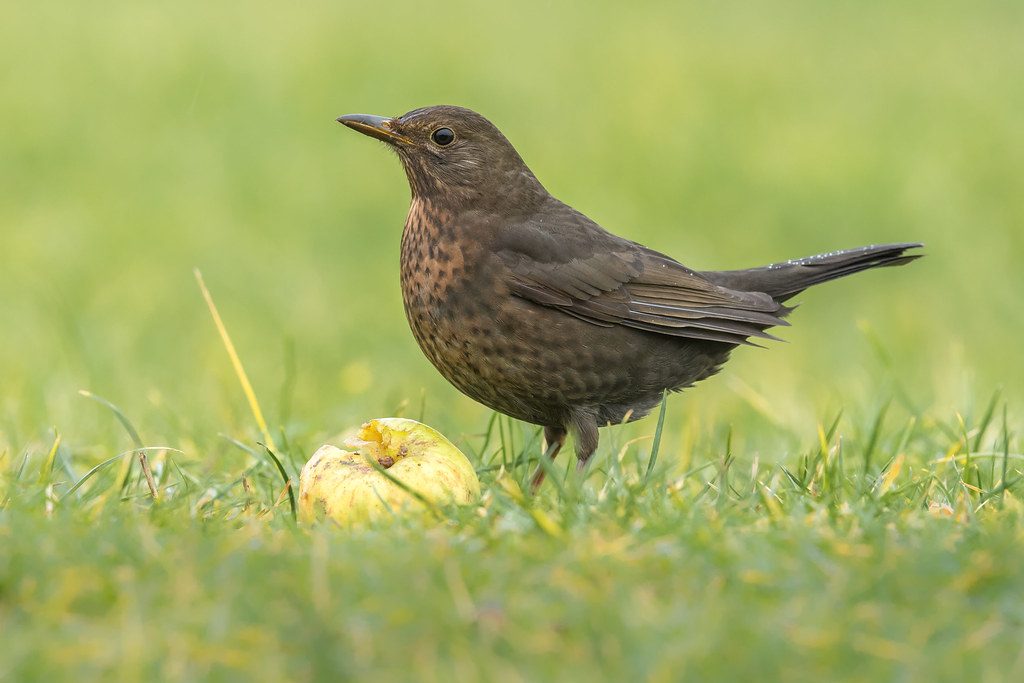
3,395,1023,681
2,0,1023,680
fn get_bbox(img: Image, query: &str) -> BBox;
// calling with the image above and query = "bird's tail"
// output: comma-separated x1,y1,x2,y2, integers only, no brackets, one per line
703,242,922,302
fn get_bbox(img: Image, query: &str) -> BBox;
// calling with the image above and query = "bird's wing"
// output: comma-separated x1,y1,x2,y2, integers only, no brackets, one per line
494,203,789,345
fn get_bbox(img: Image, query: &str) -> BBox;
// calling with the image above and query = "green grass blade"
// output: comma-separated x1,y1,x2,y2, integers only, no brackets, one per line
972,388,1002,452
1001,405,1011,503
862,400,890,477
195,268,277,453
79,390,148,492
534,438,567,499
259,443,296,521
643,391,669,486
61,447,181,501
79,390,144,449
37,430,61,484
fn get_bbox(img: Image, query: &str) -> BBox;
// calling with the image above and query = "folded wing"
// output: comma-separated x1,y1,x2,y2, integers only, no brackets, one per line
495,205,790,346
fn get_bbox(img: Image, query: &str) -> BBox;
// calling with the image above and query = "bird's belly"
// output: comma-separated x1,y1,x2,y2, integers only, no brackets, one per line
402,282,557,424
402,279,725,426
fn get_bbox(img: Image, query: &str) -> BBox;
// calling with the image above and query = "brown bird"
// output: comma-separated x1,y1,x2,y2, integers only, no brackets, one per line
337,105,920,486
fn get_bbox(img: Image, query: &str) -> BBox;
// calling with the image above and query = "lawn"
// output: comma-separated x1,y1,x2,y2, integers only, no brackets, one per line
2,1,1023,680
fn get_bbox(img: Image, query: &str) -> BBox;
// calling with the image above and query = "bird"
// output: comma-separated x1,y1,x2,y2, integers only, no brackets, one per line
336,105,921,487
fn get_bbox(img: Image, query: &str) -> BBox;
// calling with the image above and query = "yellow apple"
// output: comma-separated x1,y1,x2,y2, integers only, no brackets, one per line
298,417,480,525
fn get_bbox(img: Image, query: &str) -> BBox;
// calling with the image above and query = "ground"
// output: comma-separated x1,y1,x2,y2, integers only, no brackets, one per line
1,1,1022,681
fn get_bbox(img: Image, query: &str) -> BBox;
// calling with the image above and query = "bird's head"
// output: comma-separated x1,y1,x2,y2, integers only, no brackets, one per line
337,105,545,208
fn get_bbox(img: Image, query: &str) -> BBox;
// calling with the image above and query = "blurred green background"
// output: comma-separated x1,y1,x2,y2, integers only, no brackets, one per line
1,0,1022,461
3,3,1024,681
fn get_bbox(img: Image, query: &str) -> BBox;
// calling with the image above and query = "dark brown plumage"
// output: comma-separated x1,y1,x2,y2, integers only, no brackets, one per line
337,105,921,485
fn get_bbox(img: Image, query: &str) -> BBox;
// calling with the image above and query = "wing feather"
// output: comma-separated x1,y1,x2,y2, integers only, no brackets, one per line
495,202,788,345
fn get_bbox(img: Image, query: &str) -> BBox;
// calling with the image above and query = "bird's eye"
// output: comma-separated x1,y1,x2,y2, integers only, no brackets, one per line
431,127,455,146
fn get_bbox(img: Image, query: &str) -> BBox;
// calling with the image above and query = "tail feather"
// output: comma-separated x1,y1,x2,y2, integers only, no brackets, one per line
703,242,923,302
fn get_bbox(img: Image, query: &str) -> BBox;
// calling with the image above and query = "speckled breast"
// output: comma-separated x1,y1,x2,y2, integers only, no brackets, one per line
398,199,560,426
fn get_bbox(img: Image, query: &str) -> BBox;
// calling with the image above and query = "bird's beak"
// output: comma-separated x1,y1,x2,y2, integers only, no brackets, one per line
336,113,413,145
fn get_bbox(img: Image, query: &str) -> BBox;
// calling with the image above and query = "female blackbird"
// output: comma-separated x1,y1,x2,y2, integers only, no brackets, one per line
337,105,920,485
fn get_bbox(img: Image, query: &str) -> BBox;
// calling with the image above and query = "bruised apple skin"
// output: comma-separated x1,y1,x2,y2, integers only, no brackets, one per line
298,417,481,524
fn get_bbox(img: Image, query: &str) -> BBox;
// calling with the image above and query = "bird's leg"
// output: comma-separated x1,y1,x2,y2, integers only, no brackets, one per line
573,414,600,474
530,425,567,490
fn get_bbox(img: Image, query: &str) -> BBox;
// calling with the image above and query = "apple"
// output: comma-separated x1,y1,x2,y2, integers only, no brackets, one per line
298,417,480,525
